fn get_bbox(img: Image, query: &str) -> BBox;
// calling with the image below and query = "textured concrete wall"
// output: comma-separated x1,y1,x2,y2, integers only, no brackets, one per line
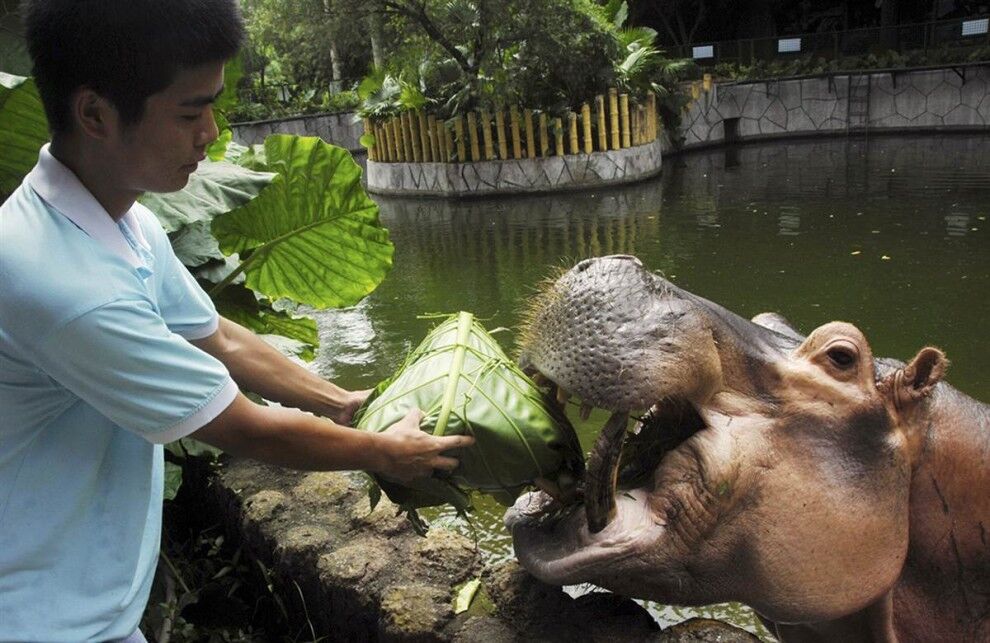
675,65,990,150
207,459,757,642
230,111,364,152
365,140,663,197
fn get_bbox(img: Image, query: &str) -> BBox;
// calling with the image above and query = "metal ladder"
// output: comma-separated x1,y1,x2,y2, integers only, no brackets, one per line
847,73,871,134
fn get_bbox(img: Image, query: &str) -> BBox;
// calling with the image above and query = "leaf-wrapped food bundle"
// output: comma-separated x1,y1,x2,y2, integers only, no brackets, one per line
354,311,584,512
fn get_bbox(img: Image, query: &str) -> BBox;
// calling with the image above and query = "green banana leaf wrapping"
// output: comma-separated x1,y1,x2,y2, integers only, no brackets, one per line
354,312,584,512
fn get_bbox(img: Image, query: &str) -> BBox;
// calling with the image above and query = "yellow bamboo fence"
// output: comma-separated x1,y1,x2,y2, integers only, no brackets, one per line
364,87,661,164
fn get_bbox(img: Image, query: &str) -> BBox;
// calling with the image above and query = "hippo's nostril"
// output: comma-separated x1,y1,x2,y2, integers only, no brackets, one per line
576,259,594,272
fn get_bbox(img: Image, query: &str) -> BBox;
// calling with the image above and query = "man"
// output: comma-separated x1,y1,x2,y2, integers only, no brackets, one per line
0,1,473,640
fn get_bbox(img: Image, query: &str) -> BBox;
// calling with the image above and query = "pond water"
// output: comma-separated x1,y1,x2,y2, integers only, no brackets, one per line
314,133,990,638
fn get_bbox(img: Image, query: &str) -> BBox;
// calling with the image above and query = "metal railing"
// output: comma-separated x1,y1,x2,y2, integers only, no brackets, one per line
673,16,990,66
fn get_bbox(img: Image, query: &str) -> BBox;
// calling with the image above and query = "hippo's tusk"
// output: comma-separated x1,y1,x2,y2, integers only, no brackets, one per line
584,411,629,534
580,402,594,421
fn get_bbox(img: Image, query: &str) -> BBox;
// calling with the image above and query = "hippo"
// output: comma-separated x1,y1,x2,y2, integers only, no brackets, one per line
506,255,990,642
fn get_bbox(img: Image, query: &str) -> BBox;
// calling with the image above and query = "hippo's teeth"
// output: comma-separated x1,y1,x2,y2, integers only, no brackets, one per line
584,411,629,534
556,387,571,407
532,372,548,386
580,402,593,421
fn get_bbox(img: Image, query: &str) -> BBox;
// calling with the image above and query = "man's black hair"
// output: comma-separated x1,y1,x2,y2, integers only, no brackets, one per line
23,0,245,134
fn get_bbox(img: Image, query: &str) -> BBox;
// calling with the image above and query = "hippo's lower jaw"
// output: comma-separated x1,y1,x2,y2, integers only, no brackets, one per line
506,393,735,596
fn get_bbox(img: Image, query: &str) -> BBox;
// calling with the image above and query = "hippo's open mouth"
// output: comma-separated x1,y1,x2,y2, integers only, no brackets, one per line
505,384,718,582
504,255,753,586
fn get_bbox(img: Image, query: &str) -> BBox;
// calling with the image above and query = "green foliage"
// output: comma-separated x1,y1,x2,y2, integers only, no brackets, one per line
211,134,394,309
139,161,275,233
712,46,990,82
354,312,584,518
349,0,693,131
0,74,48,200
228,88,361,123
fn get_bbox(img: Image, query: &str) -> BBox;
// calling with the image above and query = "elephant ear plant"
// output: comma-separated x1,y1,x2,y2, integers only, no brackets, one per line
354,311,584,531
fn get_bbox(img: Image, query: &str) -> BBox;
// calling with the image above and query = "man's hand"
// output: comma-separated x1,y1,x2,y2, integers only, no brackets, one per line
374,408,475,482
331,388,372,426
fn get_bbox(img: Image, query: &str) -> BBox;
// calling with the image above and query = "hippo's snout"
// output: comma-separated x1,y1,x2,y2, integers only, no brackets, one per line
518,256,728,532
519,256,720,412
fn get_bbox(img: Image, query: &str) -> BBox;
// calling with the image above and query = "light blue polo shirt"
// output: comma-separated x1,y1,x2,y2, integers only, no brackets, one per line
0,145,238,642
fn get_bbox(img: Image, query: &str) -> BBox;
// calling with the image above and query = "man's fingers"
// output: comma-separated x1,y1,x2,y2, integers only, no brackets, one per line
435,434,474,450
402,407,425,424
432,455,460,472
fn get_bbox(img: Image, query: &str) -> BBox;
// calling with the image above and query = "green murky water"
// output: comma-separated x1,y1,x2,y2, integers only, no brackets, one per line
314,133,990,638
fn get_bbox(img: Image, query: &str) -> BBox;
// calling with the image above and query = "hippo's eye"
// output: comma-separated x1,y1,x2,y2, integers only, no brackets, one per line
826,346,856,369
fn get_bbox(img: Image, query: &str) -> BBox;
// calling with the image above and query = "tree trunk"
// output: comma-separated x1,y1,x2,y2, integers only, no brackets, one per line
880,0,899,51
369,9,384,69
329,39,342,81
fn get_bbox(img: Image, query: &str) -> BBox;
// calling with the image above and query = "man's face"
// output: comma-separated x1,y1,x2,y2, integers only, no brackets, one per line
110,60,224,194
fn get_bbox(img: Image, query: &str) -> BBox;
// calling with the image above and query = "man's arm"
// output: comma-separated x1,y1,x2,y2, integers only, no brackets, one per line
192,316,365,424
190,317,472,481
194,397,469,482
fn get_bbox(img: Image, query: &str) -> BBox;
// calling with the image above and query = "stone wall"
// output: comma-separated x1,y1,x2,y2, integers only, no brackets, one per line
365,140,663,197
208,458,757,642
230,111,364,153
675,64,990,150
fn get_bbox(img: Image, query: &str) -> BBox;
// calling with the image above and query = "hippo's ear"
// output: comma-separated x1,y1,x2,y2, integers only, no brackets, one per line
881,347,948,410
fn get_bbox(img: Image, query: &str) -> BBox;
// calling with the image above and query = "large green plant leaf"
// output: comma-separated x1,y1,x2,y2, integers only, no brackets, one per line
354,312,584,513
211,135,393,309
169,220,226,267
139,160,275,233
0,73,49,199
212,283,318,361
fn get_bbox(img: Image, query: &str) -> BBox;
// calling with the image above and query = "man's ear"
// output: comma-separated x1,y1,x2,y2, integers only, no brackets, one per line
71,87,116,140
881,347,948,412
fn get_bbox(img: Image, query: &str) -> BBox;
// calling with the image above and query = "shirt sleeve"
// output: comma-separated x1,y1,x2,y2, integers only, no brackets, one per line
153,225,221,341
33,298,238,443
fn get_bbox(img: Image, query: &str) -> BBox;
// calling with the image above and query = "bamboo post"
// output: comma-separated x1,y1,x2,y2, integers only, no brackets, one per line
568,112,579,155
454,115,467,162
620,93,631,148
382,123,393,162
391,117,403,161
368,122,387,163
640,105,648,143
523,109,536,159
646,92,657,141
607,89,619,150
379,123,390,162
581,103,593,154
443,120,454,162
629,105,642,145
395,117,405,161
428,115,440,161
703,73,713,92
553,117,564,156
399,112,415,163
538,112,549,157
408,112,422,162
509,106,523,159
418,111,432,162
495,109,509,160
467,112,481,162
480,109,495,160
363,118,375,161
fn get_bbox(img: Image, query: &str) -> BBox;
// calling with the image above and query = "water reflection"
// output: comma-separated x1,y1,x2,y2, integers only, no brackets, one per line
314,133,989,639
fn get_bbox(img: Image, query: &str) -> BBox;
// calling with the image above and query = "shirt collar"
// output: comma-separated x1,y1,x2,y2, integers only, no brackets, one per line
26,143,151,270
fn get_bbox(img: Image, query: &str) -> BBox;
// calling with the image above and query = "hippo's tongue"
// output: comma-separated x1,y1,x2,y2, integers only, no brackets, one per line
584,411,628,533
